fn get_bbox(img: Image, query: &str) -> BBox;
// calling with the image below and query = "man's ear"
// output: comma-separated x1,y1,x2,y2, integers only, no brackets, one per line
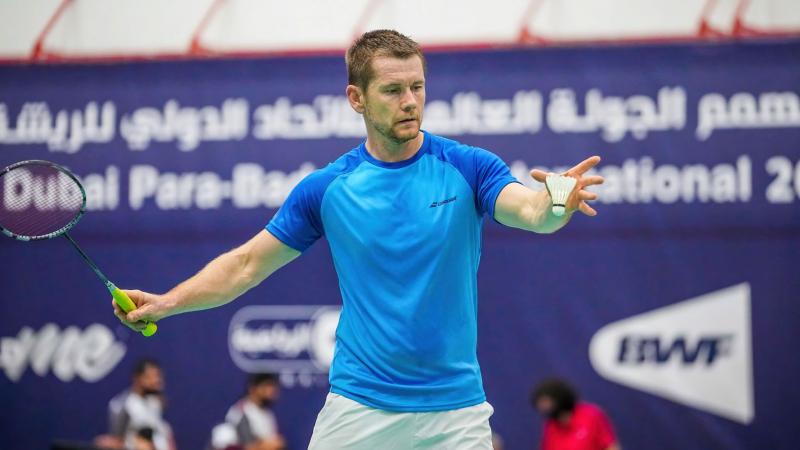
346,84,365,114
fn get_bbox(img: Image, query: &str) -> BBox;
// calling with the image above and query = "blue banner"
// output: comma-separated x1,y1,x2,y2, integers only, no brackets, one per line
1,40,799,450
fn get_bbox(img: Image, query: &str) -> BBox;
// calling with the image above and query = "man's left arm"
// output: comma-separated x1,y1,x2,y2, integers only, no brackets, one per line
494,156,604,233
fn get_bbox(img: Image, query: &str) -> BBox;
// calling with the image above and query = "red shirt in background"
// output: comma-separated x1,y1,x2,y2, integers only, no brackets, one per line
541,402,617,450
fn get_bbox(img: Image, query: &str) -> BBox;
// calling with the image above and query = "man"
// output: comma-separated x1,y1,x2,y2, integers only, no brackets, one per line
115,29,603,449
95,359,176,450
531,378,620,450
218,373,285,450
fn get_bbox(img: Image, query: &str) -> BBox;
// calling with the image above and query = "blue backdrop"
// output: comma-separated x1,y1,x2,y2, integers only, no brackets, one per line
1,40,799,450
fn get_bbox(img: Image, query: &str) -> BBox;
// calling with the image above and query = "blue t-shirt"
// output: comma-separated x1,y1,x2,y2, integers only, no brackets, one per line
266,131,518,412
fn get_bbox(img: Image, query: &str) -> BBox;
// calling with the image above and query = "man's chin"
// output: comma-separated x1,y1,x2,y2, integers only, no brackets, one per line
392,125,420,142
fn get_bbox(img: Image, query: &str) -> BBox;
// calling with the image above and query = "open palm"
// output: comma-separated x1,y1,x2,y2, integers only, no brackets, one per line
530,156,604,216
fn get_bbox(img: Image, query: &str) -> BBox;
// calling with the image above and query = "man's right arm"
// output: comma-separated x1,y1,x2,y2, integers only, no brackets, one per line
114,230,299,331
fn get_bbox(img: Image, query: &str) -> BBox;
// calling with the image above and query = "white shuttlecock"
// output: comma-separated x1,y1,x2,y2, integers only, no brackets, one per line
545,174,577,216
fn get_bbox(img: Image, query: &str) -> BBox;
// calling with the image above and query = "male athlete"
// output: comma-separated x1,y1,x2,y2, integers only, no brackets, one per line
115,30,604,449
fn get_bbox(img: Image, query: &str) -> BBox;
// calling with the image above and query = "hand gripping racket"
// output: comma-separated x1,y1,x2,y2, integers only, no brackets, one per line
0,160,157,336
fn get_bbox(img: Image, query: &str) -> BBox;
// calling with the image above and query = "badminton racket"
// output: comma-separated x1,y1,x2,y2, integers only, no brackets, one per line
0,160,157,336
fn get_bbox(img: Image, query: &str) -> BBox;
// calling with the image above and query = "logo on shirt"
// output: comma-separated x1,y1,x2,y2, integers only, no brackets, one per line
588,283,754,424
429,196,457,208
228,305,340,388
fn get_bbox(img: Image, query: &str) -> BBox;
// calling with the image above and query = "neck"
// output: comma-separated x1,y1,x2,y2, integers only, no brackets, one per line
557,411,573,425
364,128,424,163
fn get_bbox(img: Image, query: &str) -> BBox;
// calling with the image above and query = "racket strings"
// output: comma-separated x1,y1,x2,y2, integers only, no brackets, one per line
0,163,84,239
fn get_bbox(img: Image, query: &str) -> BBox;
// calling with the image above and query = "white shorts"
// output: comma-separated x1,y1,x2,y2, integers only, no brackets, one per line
307,393,494,450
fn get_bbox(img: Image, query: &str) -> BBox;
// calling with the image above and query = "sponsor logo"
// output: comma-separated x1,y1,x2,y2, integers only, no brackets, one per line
589,283,754,423
0,323,126,382
228,305,340,388
616,334,733,365
429,196,457,208
2,168,80,212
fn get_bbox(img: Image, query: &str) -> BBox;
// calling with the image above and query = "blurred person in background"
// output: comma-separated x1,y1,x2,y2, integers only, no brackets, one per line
94,359,176,450
208,373,285,450
531,378,620,450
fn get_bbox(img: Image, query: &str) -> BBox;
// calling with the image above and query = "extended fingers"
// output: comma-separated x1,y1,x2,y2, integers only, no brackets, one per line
578,190,598,201
581,175,604,187
530,169,548,183
570,156,601,175
578,201,598,216
531,157,603,183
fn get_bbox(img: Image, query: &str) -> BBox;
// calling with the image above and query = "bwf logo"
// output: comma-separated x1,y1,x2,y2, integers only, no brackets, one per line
616,334,733,366
589,283,754,424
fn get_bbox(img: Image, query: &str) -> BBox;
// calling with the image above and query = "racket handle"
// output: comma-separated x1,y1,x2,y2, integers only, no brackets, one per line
110,286,158,337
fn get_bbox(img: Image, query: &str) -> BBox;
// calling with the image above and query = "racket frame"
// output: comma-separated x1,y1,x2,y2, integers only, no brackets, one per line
0,159,157,337
0,159,86,241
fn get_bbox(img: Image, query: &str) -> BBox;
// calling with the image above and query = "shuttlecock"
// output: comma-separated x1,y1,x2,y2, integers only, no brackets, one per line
545,174,577,216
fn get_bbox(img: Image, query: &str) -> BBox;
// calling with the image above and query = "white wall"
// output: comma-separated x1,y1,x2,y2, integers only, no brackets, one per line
0,0,63,57
528,0,709,39
44,0,216,55
1,0,798,61
200,0,372,52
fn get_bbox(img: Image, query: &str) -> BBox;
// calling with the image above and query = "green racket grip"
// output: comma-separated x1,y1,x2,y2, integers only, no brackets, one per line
110,286,158,337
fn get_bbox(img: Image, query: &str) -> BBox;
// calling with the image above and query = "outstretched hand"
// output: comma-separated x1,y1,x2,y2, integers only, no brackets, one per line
530,156,604,216
112,290,171,332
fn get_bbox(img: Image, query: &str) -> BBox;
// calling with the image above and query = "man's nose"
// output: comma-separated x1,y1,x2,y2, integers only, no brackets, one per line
400,88,417,111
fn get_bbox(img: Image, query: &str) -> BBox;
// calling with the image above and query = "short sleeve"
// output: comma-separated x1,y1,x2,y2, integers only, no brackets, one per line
472,147,519,219
108,406,129,437
593,408,618,448
236,416,258,445
438,142,519,221
541,421,555,450
266,170,332,252
107,393,129,437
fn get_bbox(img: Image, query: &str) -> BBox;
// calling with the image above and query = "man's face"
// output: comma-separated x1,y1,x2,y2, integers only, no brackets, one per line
252,382,279,408
536,396,555,418
135,365,164,396
360,55,426,145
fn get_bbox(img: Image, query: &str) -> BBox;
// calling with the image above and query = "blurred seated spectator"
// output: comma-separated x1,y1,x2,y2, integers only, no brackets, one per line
94,359,175,450
531,378,620,450
208,373,285,450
